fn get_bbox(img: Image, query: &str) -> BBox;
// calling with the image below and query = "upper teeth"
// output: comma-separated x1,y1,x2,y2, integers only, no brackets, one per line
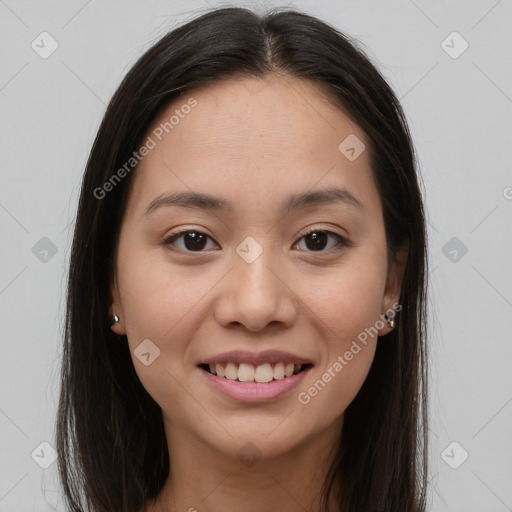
207,362,303,383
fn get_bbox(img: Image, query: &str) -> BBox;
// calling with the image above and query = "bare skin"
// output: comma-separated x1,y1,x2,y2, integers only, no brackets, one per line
109,73,408,512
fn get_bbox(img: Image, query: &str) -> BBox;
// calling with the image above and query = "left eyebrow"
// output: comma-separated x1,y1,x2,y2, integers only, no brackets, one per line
282,187,365,215
142,186,366,217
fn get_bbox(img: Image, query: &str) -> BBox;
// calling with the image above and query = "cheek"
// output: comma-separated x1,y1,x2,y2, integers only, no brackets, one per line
116,251,211,417
295,276,380,428
293,254,386,419
302,256,387,343
118,243,206,342
296,341,377,431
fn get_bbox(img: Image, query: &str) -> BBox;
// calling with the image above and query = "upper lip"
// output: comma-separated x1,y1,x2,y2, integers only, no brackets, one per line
198,350,313,366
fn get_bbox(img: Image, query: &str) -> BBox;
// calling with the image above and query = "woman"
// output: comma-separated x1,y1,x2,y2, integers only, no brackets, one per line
56,6,429,511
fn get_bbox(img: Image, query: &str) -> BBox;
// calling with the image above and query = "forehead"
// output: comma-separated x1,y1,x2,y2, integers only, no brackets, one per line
126,74,380,219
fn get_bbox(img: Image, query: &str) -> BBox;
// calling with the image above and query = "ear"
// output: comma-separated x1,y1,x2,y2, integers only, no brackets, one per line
378,239,409,336
109,270,126,336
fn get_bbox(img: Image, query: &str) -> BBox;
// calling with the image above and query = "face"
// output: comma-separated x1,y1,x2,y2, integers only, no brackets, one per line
109,74,407,461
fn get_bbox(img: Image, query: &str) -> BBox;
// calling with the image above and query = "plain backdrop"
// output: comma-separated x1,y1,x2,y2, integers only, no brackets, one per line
0,0,511,510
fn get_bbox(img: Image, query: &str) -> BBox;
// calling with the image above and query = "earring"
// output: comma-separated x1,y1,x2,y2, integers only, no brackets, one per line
109,313,119,326
384,313,395,329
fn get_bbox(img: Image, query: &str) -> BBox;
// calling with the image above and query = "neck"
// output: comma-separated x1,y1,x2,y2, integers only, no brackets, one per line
143,413,343,512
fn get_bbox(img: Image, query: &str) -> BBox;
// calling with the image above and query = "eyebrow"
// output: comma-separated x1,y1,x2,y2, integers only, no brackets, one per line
142,186,365,217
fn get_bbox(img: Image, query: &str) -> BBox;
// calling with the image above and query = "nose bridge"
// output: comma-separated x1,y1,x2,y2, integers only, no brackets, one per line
236,248,276,294
234,235,282,303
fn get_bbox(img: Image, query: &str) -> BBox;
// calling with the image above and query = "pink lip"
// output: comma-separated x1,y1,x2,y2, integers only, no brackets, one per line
199,365,312,403
198,349,312,366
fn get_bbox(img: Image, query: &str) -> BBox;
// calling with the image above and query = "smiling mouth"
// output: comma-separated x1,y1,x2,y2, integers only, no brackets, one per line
198,362,313,384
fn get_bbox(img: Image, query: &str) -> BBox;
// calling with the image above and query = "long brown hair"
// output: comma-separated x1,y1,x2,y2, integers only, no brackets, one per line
56,6,429,511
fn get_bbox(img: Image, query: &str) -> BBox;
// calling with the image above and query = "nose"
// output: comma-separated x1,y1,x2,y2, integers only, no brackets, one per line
213,247,298,332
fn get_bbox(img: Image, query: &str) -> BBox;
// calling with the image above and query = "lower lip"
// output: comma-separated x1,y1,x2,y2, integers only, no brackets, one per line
199,366,312,403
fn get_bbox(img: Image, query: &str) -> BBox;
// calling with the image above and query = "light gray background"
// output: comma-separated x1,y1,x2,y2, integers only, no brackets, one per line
1,0,511,510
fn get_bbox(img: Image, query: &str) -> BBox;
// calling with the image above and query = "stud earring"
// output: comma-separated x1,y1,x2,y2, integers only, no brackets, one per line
384,313,395,329
109,313,119,326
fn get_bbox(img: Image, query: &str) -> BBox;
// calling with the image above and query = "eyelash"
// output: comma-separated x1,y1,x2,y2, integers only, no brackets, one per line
162,226,352,255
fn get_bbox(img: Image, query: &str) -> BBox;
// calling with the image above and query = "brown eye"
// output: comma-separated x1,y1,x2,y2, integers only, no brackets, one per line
294,229,350,253
304,231,329,251
163,230,218,252
163,228,351,254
